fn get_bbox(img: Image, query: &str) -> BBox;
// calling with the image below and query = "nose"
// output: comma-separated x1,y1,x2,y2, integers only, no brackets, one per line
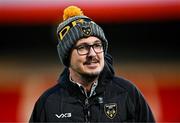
87,47,96,57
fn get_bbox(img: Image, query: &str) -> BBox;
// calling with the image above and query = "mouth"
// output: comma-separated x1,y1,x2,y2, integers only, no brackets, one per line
83,60,99,68
83,60,99,65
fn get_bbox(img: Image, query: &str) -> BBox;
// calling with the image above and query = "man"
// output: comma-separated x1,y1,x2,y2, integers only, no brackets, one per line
30,6,155,122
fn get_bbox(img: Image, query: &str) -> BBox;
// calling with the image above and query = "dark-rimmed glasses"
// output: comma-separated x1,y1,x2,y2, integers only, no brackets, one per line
74,43,103,55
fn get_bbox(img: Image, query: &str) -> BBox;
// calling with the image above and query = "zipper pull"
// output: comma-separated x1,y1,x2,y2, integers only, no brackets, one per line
84,98,90,123
85,98,89,105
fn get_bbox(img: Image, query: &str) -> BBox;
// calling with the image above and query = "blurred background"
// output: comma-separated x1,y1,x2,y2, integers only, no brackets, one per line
0,0,179,122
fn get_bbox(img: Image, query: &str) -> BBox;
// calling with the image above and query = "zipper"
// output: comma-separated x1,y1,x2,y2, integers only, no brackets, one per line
84,98,90,123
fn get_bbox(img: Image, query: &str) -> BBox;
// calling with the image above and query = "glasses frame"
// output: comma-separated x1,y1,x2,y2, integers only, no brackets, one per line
74,43,104,56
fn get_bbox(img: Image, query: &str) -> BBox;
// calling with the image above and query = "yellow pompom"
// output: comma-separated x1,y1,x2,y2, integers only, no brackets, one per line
63,6,84,21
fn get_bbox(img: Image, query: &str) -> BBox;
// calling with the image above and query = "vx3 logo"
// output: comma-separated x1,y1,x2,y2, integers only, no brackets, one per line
55,113,72,118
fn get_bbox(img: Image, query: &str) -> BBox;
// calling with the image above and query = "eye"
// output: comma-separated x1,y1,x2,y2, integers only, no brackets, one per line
77,45,87,51
94,43,102,48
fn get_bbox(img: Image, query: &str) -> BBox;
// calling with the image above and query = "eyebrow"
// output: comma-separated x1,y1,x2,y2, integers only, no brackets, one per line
76,40,102,46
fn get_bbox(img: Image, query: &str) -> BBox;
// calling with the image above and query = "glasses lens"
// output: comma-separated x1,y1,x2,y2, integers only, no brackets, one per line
77,45,89,55
93,43,103,53
75,43,103,55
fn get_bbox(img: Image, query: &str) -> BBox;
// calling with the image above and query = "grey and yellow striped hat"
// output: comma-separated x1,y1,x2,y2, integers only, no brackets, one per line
57,6,108,66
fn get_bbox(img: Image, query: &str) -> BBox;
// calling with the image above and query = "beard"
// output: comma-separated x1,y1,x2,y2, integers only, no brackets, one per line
79,71,100,84
70,56,104,84
80,57,103,83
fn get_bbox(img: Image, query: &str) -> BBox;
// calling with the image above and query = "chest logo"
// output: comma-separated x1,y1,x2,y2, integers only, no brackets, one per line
104,103,117,119
55,113,71,118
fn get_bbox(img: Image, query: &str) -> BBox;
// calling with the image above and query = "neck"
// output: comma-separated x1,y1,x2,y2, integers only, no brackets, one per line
69,68,98,92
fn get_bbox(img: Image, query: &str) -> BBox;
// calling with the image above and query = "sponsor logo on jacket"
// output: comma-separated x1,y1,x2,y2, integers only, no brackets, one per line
104,103,117,119
55,113,71,118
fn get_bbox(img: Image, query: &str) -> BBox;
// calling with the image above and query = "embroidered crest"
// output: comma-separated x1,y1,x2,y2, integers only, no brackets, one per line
104,103,117,119
79,24,92,36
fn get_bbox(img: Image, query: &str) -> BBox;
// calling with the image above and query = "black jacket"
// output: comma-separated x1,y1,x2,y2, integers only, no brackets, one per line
29,54,155,122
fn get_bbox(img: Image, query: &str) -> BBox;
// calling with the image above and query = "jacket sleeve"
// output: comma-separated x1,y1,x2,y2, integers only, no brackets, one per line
29,97,46,122
134,87,155,122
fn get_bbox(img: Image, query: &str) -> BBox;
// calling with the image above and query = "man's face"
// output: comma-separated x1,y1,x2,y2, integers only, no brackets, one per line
69,36,104,77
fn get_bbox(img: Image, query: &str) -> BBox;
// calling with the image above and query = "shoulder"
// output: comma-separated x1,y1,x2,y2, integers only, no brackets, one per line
106,76,155,122
35,83,64,107
111,76,137,92
30,83,64,121
110,76,143,101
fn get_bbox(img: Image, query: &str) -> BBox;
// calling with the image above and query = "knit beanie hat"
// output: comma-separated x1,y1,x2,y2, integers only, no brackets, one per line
57,6,108,66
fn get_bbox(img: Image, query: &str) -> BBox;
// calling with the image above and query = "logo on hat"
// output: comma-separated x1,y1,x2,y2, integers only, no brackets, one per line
79,24,92,37
104,103,117,119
